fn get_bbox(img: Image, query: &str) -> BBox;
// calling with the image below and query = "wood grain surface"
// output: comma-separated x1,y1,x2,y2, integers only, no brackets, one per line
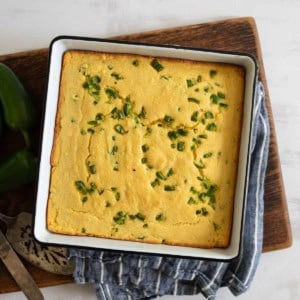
0,17,292,293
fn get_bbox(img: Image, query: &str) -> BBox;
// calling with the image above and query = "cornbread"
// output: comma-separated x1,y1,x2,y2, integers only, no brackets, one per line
47,50,245,248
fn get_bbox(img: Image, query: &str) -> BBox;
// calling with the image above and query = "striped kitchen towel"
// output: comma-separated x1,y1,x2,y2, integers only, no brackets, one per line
69,81,270,299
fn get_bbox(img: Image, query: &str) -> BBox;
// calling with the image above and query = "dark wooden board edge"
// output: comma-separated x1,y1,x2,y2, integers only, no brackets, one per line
246,18,292,251
0,17,292,293
0,260,73,294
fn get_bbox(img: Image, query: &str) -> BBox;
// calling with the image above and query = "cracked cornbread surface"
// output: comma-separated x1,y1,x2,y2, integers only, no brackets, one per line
47,50,245,248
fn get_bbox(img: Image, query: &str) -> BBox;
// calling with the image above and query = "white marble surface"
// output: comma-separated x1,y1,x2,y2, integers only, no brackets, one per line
0,0,299,299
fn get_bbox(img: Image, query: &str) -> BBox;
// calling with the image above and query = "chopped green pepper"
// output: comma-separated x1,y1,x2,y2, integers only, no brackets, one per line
217,92,225,99
132,59,139,67
177,128,188,136
204,111,214,119
177,141,185,152
114,124,128,135
151,178,160,187
110,145,118,155
210,70,217,78
191,111,199,122
203,152,213,158
113,211,127,225
187,197,196,205
156,213,166,221
210,94,219,104
105,87,119,100
142,144,149,152
163,115,174,125
156,171,167,180
111,73,124,80
129,212,145,221
164,185,176,191
188,97,200,104
150,59,164,72
206,123,217,131
138,107,147,119
166,168,174,177
219,103,228,108
87,163,96,174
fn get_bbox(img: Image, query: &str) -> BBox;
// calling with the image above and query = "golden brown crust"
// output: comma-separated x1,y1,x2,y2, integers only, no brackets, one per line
47,52,70,225
47,226,228,248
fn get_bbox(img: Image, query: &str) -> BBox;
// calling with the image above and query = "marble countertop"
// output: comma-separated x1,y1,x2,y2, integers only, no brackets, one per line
0,0,299,299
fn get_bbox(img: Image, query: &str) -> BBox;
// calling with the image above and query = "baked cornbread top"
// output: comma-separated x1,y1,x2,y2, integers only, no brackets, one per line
48,50,245,248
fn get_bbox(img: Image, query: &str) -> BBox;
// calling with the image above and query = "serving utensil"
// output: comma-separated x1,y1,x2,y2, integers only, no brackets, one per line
0,212,75,275
0,229,44,300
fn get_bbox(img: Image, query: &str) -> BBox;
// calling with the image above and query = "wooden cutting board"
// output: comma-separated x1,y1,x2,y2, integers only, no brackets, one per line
0,17,292,293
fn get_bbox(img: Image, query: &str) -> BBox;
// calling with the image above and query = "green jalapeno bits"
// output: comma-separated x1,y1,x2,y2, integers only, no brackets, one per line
191,111,199,122
177,141,185,152
188,97,200,104
114,124,128,135
150,59,164,72
206,123,217,131
156,213,166,221
164,185,176,191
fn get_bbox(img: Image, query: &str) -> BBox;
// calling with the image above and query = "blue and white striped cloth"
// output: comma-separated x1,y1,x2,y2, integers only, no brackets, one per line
69,81,270,299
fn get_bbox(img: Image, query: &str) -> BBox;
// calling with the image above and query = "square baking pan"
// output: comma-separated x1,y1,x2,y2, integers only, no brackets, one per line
34,36,257,261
